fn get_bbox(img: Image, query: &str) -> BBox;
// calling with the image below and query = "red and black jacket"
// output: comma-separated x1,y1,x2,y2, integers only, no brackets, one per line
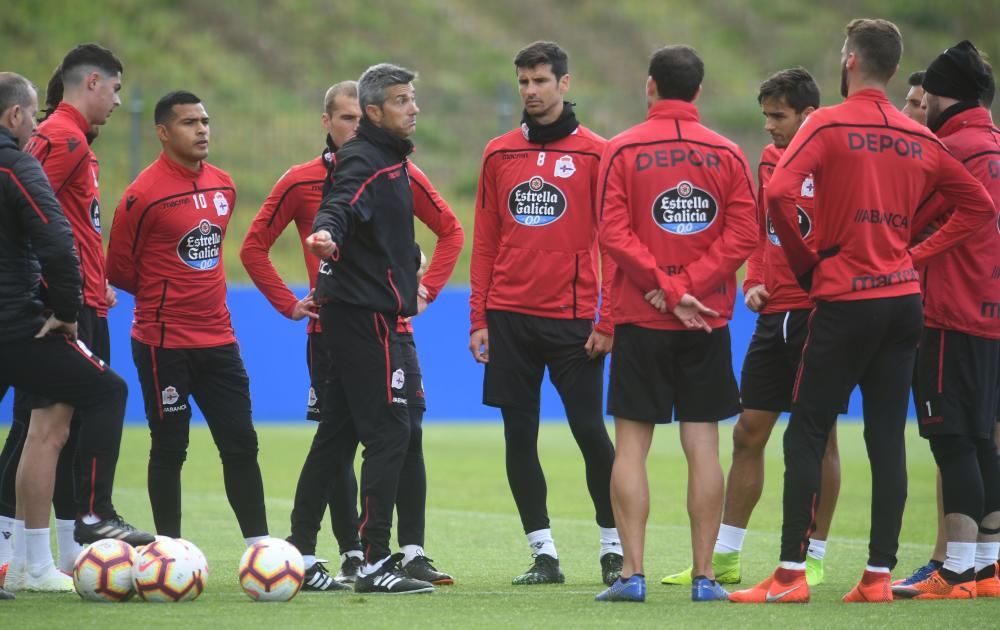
469,118,613,335
913,105,1000,339
106,153,237,348
26,103,107,315
241,141,463,335
312,119,420,316
0,127,81,342
744,143,814,313
597,99,757,330
767,89,996,302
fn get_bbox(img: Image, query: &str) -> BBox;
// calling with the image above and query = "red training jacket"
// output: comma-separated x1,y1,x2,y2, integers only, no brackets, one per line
106,153,238,348
240,151,463,335
470,122,614,335
744,144,814,313
26,103,107,315
767,89,996,302
913,106,1000,339
598,99,758,330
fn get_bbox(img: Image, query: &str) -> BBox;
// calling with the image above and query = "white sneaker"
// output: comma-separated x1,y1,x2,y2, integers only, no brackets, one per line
23,564,74,592
3,562,25,592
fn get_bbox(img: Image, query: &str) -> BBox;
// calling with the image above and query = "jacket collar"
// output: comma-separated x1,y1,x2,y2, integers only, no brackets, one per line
53,102,91,138
647,99,700,122
845,88,892,105
356,118,413,159
0,126,18,150
157,151,203,180
934,103,992,137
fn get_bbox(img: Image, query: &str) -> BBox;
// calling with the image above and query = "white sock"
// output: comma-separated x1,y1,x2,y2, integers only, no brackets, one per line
343,550,363,561
778,560,806,571
943,542,977,575
599,527,621,558
362,555,390,576
865,565,891,574
55,519,82,573
302,554,316,569
25,528,54,575
0,515,14,566
80,513,100,525
975,542,1000,573
526,528,557,559
400,544,424,566
807,538,827,561
12,520,26,568
244,535,269,547
714,524,746,554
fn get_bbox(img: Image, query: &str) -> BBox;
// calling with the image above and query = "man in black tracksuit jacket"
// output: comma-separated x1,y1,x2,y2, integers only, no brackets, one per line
0,73,149,595
306,63,430,595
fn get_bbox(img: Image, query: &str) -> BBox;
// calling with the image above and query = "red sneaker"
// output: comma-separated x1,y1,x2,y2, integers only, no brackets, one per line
844,569,893,602
892,569,975,600
730,568,808,604
976,563,1000,598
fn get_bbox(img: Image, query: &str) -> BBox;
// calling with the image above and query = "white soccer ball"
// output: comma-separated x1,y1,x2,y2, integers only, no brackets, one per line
132,537,206,602
72,538,136,602
177,538,209,585
238,538,305,602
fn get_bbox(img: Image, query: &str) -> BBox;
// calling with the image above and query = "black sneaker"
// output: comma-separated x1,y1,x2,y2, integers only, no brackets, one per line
303,561,352,591
0,586,13,600
512,553,565,585
336,555,364,584
74,514,155,546
601,552,624,586
403,556,454,585
354,553,435,594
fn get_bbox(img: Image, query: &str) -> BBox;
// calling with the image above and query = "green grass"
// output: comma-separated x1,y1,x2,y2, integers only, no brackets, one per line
1,420,994,628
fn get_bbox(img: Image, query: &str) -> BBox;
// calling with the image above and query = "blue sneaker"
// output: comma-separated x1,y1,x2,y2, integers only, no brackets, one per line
595,574,646,602
891,560,943,588
691,575,729,601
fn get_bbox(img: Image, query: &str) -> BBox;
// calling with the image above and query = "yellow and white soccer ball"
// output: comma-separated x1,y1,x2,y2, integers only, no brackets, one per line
238,538,305,602
132,537,206,602
72,538,137,602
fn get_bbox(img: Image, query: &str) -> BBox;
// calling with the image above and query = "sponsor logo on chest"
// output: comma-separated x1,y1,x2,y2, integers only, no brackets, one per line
651,181,717,235
766,206,812,246
177,219,223,270
508,175,567,227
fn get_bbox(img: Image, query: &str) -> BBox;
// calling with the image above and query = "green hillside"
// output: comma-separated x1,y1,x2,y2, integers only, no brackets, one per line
3,0,997,286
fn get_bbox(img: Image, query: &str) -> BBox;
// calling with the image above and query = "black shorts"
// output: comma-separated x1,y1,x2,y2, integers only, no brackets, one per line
16,306,110,413
483,310,603,412
306,332,331,421
740,310,811,413
608,323,741,423
914,327,1000,440
399,333,426,411
132,340,258,453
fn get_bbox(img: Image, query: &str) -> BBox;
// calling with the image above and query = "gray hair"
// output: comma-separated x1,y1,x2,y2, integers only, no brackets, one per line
358,63,416,112
0,72,36,115
323,80,358,115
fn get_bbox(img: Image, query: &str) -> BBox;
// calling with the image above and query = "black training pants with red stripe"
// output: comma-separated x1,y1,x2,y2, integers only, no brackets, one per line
780,294,922,569
0,332,126,518
319,302,410,565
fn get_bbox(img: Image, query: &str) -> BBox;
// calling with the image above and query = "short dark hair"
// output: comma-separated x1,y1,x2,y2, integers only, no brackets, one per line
907,70,925,87
154,90,202,125
324,80,358,116
514,41,569,79
61,43,123,86
844,18,902,83
358,63,417,112
758,67,820,112
648,45,704,102
42,64,65,121
0,72,35,115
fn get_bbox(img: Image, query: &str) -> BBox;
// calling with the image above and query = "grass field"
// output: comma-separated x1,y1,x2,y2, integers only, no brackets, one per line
1,420,996,628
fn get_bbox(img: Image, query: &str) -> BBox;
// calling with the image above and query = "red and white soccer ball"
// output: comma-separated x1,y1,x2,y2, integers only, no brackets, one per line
238,538,305,602
132,537,206,602
72,538,136,602
177,538,209,584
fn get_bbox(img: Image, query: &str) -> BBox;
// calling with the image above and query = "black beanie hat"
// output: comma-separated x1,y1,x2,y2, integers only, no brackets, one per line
923,40,991,101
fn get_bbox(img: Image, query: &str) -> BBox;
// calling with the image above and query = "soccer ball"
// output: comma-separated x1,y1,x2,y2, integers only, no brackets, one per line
238,538,305,602
177,538,209,585
72,539,136,602
132,537,206,602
